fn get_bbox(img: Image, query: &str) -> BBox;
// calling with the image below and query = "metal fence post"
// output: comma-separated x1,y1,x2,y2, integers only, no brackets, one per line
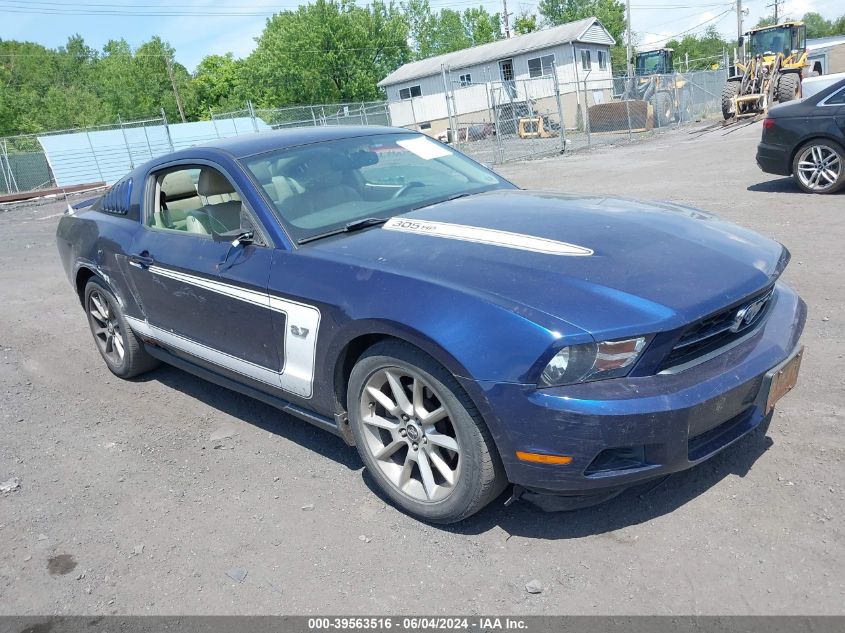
210,109,221,138
310,107,318,126
85,131,105,182
583,75,592,149
362,103,369,125
1,140,14,193
552,72,566,153
160,108,174,152
248,100,259,133
117,114,135,169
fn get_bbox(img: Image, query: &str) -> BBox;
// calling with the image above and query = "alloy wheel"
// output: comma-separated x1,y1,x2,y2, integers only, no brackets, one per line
88,290,125,366
358,367,461,503
796,144,842,192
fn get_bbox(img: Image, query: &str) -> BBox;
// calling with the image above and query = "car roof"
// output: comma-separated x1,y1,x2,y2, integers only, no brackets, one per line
802,72,845,99
195,125,409,159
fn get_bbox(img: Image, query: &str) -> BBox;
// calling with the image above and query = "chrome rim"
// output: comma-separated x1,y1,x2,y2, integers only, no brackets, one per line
358,367,461,503
88,290,125,366
797,144,842,191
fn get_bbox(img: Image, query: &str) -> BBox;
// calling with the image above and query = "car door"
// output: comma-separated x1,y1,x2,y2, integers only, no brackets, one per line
126,162,284,390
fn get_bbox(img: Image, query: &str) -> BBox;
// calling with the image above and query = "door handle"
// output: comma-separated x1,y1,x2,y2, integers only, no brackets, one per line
129,253,154,269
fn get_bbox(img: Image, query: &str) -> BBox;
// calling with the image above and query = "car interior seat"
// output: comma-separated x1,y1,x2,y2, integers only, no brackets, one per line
189,168,244,235
282,151,361,221
160,170,200,230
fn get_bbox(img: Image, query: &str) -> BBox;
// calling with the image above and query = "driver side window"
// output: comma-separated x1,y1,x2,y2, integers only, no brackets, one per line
147,166,250,238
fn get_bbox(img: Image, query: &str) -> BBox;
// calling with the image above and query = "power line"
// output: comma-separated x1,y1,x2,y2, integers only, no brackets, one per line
638,7,734,47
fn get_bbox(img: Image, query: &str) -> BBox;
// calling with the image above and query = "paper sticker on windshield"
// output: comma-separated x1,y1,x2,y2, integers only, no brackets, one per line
396,136,452,160
383,218,593,256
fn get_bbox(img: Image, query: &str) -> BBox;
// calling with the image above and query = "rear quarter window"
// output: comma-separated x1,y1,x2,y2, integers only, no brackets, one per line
97,178,133,216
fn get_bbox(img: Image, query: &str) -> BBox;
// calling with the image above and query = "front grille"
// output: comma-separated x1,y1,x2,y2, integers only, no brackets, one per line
660,286,774,371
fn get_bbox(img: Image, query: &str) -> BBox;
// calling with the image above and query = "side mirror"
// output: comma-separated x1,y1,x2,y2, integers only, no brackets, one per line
214,229,254,246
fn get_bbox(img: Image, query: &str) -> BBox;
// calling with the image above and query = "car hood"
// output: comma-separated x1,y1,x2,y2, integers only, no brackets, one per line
306,190,786,337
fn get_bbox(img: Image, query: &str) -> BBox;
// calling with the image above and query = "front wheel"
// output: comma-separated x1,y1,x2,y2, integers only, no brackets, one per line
721,81,740,120
776,73,801,104
650,91,673,128
347,341,506,523
792,140,845,194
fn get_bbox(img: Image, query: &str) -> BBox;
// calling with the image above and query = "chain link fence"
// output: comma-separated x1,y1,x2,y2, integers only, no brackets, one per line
1,73,726,198
0,101,390,197
385,69,728,165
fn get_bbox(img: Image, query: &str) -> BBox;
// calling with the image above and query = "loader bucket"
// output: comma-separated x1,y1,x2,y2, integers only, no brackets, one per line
587,100,653,133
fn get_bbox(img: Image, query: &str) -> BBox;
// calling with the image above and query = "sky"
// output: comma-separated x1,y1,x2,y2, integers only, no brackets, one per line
1,0,844,71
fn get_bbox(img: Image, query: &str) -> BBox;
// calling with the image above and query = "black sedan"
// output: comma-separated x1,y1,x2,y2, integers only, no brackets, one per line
756,77,845,194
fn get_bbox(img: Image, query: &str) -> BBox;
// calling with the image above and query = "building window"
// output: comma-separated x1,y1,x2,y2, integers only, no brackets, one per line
527,54,555,78
458,73,472,86
581,50,591,71
399,85,422,100
598,50,607,70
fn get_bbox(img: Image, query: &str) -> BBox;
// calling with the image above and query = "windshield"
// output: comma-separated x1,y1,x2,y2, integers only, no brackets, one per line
636,51,668,75
243,133,514,243
750,28,791,56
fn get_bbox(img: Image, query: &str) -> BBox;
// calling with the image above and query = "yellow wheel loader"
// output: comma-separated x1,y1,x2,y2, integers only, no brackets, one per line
623,49,692,127
722,21,808,121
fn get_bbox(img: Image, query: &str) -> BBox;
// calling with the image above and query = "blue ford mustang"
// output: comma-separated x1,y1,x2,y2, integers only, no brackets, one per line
56,126,806,523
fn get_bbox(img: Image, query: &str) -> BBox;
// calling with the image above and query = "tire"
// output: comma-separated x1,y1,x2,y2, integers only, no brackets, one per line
722,81,740,120
776,73,801,104
84,278,160,379
650,91,673,128
347,340,507,524
791,139,845,194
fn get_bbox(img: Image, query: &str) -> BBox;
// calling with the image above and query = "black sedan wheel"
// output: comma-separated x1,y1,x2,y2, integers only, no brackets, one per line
792,140,845,194
347,340,506,524
84,278,159,378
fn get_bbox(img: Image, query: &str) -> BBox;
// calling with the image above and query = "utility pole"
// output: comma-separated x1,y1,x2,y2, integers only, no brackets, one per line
165,55,187,124
766,0,783,23
736,0,744,64
502,0,511,38
626,0,633,78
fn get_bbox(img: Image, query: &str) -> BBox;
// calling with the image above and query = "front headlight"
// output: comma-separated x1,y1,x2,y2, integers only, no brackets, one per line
539,337,648,386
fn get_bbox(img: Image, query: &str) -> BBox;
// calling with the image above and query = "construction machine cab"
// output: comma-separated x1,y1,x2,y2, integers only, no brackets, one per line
747,22,806,61
635,48,674,76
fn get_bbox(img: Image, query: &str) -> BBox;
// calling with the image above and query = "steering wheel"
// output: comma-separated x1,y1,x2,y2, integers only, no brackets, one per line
391,181,426,199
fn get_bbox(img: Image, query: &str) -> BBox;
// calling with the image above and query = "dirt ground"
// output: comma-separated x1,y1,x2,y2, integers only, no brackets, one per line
0,122,842,616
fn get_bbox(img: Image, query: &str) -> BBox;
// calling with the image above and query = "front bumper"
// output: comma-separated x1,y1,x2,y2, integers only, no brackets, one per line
756,142,792,176
467,282,806,496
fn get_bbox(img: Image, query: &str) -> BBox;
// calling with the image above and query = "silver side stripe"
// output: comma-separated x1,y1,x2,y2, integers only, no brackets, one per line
130,267,321,399
383,218,593,256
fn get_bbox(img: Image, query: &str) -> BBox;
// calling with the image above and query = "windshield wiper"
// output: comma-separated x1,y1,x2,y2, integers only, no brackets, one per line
297,217,388,245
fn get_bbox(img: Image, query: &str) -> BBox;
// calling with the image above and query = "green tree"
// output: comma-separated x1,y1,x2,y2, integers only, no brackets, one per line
538,0,625,42
513,11,539,35
403,1,501,59
802,12,832,38
243,0,410,104
189,53,246,117
664,26,731,71
462,7,502,45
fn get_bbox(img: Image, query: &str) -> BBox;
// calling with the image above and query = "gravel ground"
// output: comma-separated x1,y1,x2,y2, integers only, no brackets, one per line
0,122,842,616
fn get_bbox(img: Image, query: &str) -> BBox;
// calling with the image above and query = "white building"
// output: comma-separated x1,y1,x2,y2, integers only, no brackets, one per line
378,16,616,135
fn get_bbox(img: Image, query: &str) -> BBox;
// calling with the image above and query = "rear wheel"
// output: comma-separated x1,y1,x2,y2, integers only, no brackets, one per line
84,278,159,378
776,73,801,104
347,340,506,524
721,81,740,120
792,140,845,194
